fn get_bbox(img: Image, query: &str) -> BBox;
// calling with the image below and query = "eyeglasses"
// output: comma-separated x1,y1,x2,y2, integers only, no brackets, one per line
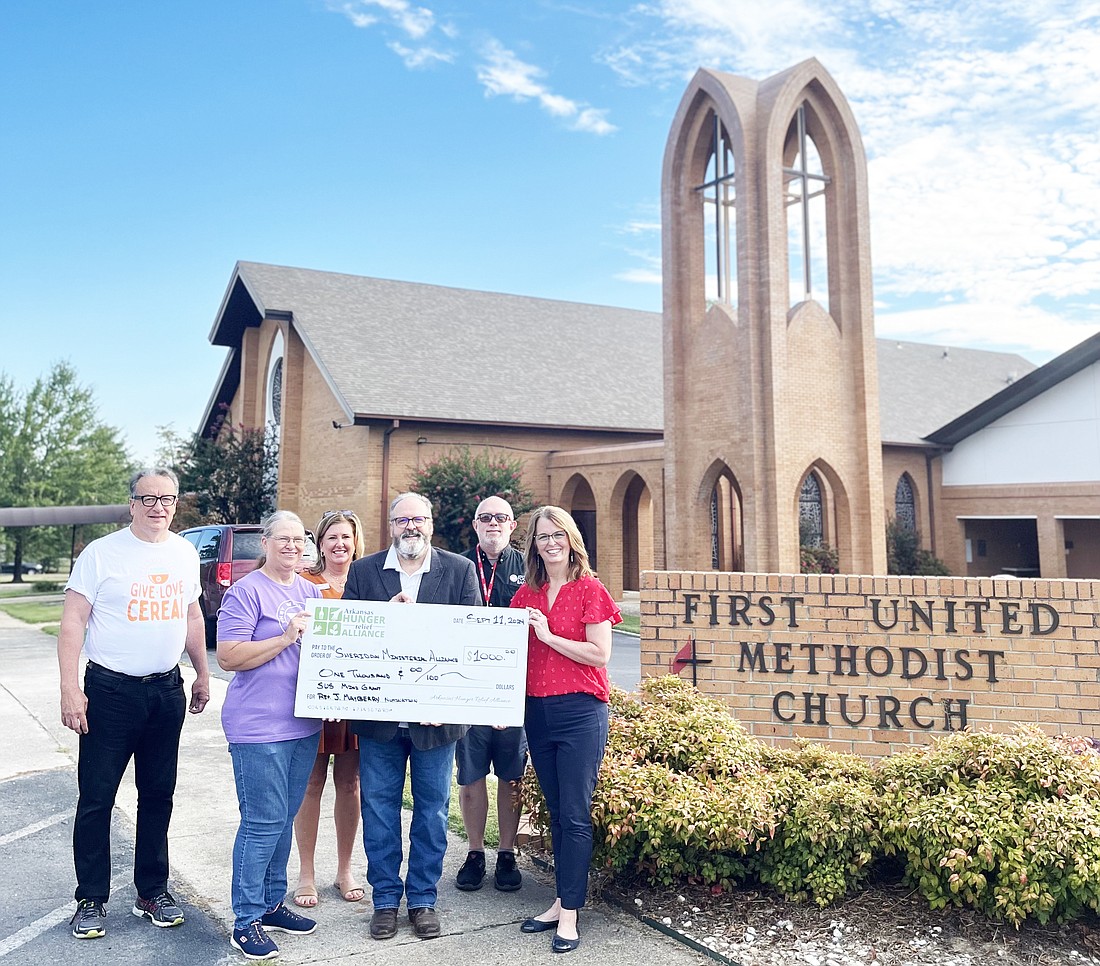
269,536,306,547
392,516,431,528
535,530,568,545
132,494,179,507
476,513,513,524
321,509,355,519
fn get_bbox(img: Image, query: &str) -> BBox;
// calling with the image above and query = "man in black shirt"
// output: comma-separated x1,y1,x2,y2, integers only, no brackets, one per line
455,496,528,892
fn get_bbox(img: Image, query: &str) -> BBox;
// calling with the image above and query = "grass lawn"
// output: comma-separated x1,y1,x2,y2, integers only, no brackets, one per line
0,584,38,598
0,579,64,598
617,613,640,635
403,773,502,846
0,601,64,625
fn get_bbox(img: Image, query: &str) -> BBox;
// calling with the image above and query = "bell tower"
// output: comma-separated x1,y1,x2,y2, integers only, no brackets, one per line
662,59,886,574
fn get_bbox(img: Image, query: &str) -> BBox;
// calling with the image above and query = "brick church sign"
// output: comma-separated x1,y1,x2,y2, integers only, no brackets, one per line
641,571,1100,758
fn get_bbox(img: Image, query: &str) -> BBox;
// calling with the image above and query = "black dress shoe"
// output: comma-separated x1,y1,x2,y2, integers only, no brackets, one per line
520,917,559,933
369,907,398,940
552,932,581,953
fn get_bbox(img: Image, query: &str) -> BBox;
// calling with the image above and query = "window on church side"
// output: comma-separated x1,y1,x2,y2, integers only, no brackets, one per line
710,487,720,568
799,471,824,548
269,358,283,427
784,103,830,310
695,111,736,307
895,474,916,532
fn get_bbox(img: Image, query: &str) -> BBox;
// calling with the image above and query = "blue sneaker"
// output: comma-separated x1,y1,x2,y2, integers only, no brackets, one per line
230,921,279,960
260,902,317,935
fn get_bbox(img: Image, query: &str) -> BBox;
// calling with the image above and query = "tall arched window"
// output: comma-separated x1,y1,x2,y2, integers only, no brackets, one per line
265,329,285,428
695,111,737,307
784,103,830,309
895,474,916,532
799,472,824,548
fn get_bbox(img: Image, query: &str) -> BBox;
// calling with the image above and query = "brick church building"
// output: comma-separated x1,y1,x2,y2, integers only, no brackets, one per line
199,60,1100,598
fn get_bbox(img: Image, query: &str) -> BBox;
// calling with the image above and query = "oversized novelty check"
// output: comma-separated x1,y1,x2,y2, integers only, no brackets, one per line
294,599,529,727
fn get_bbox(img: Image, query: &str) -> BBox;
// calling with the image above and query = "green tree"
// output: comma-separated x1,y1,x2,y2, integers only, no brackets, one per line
409,446,536,552
0,363,133,581
886,517,951,575
159,410,279,525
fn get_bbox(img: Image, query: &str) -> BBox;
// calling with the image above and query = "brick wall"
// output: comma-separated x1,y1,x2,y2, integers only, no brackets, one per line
641,570,1100,758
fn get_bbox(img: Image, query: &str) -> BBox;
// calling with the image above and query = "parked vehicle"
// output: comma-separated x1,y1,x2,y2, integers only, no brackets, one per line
1,561,44,575
179,524,318,647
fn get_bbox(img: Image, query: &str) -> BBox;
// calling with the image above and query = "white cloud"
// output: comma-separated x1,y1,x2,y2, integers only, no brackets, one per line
328,0,436,39
388,40,453,68
475,40,617,134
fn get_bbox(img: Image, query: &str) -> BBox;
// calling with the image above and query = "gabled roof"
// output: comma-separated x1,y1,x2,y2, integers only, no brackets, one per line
203,261,1039,446
210,261,664,434
876,340,1035,446
925,330,1100,446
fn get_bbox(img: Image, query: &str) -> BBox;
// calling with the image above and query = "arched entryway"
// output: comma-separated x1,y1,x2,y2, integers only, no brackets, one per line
560,474,598,570
614,471,655,591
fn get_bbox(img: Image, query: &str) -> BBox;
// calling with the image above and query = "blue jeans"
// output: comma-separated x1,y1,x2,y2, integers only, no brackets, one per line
525,693,609,909
228,734,320,929
75,663,186,903
359,729,456,910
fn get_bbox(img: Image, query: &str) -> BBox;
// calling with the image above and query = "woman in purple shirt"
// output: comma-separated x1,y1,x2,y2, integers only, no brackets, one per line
216,511,323,961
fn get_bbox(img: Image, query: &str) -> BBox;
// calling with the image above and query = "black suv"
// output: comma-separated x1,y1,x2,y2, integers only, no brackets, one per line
180,524,317,646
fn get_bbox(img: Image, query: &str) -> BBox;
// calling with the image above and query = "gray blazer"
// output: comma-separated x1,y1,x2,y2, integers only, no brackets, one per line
343,546,481,750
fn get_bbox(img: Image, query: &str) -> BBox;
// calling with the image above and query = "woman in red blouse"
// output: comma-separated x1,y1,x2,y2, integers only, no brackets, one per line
511,506,621,954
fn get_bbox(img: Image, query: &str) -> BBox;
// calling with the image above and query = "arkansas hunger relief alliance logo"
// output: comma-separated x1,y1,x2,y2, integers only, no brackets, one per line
313,604,387,639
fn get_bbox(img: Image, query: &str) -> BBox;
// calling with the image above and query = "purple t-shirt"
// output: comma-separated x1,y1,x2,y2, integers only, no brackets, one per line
217,569,323,744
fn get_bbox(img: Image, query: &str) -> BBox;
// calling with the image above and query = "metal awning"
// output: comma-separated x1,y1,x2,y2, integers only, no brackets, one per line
0,506,130,527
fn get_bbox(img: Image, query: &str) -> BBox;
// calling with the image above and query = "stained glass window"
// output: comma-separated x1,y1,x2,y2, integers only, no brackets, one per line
799,472,823,548
895,474,916,532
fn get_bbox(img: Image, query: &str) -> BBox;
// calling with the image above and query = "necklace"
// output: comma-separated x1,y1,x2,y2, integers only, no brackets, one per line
323,570,347,592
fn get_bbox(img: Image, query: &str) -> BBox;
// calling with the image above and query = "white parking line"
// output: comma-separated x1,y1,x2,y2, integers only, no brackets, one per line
0,875,128,958
0,809,69,847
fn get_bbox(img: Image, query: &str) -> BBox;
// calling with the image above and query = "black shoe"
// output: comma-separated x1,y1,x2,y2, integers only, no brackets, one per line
494,851,522,891
369,907,398,940
71,899,107,939
408,906,441,939
552,932,581,954
521,917,559,933
456,850,486,891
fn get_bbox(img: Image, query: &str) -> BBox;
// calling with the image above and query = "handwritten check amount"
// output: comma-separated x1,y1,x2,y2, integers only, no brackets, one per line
294,599,530,727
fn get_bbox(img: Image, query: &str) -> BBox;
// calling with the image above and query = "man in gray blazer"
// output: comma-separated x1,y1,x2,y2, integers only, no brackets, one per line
344,492,480,942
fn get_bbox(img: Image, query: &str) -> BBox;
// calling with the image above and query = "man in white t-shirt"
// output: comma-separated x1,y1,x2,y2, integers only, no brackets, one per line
58,468,210,940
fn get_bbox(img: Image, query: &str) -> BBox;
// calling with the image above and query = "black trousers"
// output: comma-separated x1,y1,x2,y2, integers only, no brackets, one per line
73,663,186,903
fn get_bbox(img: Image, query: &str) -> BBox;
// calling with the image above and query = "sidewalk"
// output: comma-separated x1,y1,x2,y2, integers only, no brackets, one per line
0,610,708,965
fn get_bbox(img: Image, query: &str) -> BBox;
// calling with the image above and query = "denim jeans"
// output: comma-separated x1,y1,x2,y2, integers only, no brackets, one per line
525,693,609,909
228,734,320,929
74,663,186,903
358,729,456,910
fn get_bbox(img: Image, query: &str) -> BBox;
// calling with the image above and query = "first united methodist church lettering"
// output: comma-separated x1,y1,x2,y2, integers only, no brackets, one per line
678,592,1062,733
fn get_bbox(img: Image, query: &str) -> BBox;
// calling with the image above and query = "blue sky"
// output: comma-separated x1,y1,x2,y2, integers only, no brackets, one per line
2,0,1098,464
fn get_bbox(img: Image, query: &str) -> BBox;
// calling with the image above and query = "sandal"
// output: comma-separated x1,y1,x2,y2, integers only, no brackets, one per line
335,877,365,903
293,884,319,908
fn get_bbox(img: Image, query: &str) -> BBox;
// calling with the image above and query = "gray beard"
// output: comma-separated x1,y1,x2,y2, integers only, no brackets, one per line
395,534,428,560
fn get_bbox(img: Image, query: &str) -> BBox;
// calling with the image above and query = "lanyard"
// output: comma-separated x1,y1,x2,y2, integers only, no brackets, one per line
475,550,499,606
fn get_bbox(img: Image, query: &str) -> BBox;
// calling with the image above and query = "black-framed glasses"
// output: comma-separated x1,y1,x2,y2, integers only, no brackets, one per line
392,516,431,528
476,513,513,524
535,530,568,545
132,494,179,507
